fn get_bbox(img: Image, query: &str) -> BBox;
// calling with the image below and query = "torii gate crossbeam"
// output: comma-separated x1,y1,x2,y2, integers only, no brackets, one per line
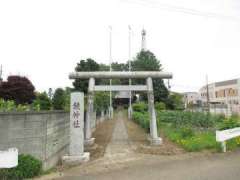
69,71,173,146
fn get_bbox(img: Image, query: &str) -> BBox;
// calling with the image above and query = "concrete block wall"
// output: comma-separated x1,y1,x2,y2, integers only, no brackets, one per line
0,111,70,170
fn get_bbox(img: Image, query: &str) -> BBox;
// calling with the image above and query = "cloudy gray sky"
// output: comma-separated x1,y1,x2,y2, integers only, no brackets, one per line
0,0,240,92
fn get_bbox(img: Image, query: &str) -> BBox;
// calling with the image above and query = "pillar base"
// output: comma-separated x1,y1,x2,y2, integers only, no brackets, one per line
84,138,95,146
128,107,132,120
148,137,162,146
62,152,90,166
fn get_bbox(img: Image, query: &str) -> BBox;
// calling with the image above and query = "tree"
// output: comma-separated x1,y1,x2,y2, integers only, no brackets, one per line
73,58,99,93
131,50,169,103
166,92,184,110
52,88,66,110
94,92,110,112
33,92,52,110
0,75,35,104
99,62,129,85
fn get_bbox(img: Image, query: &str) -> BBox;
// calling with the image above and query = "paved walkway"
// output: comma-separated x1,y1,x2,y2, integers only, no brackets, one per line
104,111,133,158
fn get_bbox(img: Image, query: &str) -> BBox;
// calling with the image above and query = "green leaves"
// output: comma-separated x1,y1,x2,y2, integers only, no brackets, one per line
132,102,148,112
94,92,110,111
0,154,42,180
158,111,224,128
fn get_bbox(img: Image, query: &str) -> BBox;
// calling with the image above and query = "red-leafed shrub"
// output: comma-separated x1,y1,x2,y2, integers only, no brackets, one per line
0,75,35,104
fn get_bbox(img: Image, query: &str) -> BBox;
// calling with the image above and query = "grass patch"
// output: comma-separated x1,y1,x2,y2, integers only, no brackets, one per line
159,123,221,152
131,102,240,152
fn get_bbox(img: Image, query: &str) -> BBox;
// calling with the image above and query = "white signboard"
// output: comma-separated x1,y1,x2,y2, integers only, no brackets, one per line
70,92,84,155
216,127,240,142
0,148,18,168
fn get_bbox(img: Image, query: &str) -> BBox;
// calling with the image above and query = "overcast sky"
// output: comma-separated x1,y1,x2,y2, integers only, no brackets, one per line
0,0,240,93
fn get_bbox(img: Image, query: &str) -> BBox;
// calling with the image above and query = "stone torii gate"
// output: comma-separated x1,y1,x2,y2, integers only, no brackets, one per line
69,71,173,146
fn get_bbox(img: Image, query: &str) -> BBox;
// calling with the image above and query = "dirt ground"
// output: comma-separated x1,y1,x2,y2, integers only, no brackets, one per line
85,118,116,160
123,115,185,155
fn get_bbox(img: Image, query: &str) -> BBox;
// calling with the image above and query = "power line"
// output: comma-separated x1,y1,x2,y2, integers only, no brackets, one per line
122,0,240,22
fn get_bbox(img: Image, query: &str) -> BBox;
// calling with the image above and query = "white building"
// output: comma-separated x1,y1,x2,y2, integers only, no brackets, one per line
199,78,240,115
182,92,201,108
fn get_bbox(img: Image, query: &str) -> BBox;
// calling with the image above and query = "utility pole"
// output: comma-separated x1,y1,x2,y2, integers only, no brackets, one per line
0,65,3,84
128,25,132,119
109,26,113,119
206,75,210,112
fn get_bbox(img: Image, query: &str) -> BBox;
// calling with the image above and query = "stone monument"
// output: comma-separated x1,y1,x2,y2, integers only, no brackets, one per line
62,92,89,165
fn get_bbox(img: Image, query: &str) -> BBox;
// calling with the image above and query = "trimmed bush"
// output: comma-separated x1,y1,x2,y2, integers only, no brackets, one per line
0,154,42,180
132,102,148,112
155,102,166,111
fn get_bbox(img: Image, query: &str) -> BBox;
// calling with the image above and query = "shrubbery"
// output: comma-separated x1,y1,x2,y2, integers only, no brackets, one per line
131,102,240,152
155,102,166,111
52,88,66,110
132,102,148,112
159,123,220,152
132,111,150,132
33,92,52,110
0,76,35,104
158,111,224,128
218,116,240,130
0,154,42,180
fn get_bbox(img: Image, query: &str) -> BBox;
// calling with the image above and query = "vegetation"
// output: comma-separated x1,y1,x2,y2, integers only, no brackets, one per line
155,102,166,111
132,102,148,112
73,58,100,93
218,115,240,130
0,154,42,180
132,111,150,132
0,76,35,104
160,123,220,152
158,111,224,128
94,92,110,112
0,99,32,112
52,88,66,110
165,92,184,110
131,50,169,104
33,92,52,110
131,102,240,152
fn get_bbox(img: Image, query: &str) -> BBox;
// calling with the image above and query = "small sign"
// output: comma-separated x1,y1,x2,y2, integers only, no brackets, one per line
0,148,18,168
216,127,240,142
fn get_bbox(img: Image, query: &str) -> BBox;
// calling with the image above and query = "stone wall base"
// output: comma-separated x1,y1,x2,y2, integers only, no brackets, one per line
62,152,90,166
84,138,95,146
148,137,162,146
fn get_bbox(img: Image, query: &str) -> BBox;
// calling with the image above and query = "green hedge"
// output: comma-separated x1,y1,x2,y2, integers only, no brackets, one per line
132,102,148,113
155,102,166,111
0,154,42,180
132,111,150,132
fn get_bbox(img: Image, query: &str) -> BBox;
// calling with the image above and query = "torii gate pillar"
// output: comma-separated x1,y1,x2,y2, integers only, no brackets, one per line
146,77,162,145
84,77,95,146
